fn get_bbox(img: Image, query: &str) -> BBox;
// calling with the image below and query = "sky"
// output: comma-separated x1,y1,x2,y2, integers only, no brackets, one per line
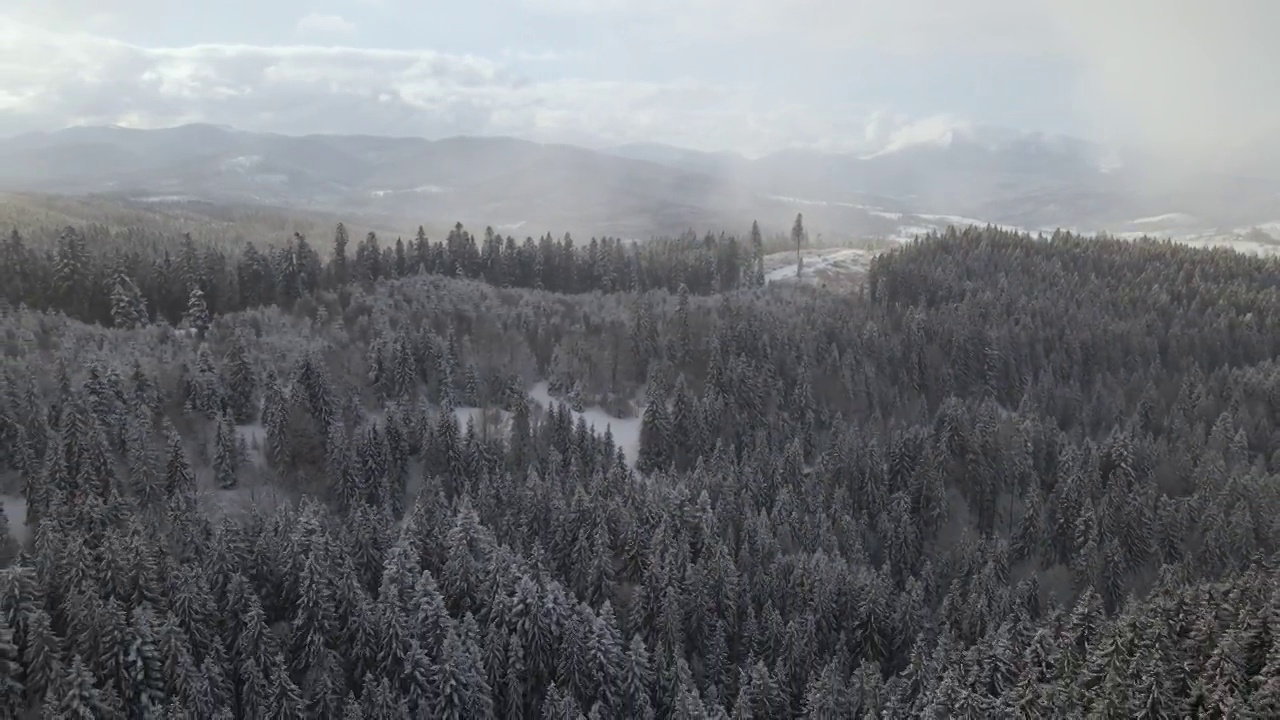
1,0,1278,165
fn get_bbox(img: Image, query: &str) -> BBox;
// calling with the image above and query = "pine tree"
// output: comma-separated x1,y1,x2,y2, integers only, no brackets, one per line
123,605,167,714
0,615,23,717
214,412,239,489
164,431,195,507
432,626,495,719
48,654,115,719
750,220,765,286
623,634,655,719
791,213,807,279
262,370,290,470
182,284,211,339
268,652,306,720
54,226,89,318
637,386,671,475
223,333,257,424
109,274,149,329
670,284,691,367
332,223,350,286
542,682,586,719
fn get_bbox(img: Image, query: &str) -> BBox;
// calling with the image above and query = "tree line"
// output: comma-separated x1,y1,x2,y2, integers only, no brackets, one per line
1,220,772,331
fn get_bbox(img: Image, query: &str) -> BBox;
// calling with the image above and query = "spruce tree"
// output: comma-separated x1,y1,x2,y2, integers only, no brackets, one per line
791,212,807,279
213,412,239,490
223,333,257,424
182,284,210,339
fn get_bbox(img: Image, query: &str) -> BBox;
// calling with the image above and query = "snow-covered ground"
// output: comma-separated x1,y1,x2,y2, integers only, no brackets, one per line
529,381,643,468
1175,237,1280,256
889,225,940,241
1131,213,1197,225
236,423,267,466
359,382,644,469
916,212,1007,228
369,185,447,198
1,494,28,545
763,247,877,288
762,194,870,210
1109,218,1280,256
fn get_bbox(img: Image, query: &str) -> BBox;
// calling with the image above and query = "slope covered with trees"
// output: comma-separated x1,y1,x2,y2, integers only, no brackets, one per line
1,220,1279,718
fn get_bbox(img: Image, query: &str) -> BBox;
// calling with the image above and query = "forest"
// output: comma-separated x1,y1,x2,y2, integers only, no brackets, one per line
1,215,1279,718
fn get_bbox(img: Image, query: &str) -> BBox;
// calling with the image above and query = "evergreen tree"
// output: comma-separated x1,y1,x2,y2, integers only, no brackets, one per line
213,412,239,489
109,274,149,329
182,284,211,339
223,333,257,424
332,223,350,287
637,386,672,474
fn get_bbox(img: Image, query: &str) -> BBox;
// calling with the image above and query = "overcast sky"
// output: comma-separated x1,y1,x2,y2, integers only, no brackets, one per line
2,0,1277,162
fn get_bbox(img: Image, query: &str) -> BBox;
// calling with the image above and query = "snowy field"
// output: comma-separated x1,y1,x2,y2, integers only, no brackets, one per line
528,381,643,468
1,494,28,544
761,247,878,290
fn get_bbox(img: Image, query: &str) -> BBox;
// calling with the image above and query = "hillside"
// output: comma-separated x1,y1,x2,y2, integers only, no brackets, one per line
5,123,1279,245
0,191,423,251
3,221,1280,716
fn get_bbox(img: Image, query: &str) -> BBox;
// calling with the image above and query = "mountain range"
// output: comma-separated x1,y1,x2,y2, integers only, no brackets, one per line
1,122,1277,244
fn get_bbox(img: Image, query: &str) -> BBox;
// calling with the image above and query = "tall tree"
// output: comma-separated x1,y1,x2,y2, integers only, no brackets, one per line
182,284,211,339
791,213,807,279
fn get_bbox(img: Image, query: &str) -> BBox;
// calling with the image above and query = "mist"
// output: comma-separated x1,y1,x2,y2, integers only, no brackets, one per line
1048,0,1280,184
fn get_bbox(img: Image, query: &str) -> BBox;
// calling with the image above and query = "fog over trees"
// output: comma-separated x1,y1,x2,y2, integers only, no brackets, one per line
1,214,1279,717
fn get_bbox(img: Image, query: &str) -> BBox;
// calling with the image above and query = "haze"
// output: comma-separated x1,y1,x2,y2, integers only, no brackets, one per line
3,0,1277,172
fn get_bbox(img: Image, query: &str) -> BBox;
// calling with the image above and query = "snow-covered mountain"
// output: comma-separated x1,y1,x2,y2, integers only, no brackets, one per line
0,122,1275,243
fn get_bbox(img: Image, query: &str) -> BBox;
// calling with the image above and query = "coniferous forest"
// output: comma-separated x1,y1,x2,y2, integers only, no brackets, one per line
2,217,1280,718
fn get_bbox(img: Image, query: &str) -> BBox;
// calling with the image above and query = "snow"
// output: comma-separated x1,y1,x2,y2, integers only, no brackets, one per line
859,115,968,160
451,405,515,443
361,384,642,468
0,494,28,545
868,210,903,220
1131,213,1196,225
453,406,485,428
235,423,268,466
1177,238,1280,257
134,194,197,203
528,381,643,468
890,225,938,241
221,155,263,170
370,185,448,198
764,248,874,285
762,194,867,210
916,213,997,228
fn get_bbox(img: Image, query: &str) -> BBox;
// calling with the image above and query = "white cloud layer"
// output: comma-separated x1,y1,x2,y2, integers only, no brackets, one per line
2,0,1279,173
0,14,885,155
1048,0,1280,178
524,0,1280,173
524,0,1059,56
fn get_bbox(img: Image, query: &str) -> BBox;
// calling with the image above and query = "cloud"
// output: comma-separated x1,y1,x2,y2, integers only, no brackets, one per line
523,0,1061,56
1043,0,1280,179
500,48,570,64
295,13,358,37
0,14,899,155
861,114,972,158
523,0,1280,178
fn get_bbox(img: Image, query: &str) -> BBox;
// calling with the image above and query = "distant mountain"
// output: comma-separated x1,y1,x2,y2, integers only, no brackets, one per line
601,142,750,176
1,122,1276,242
